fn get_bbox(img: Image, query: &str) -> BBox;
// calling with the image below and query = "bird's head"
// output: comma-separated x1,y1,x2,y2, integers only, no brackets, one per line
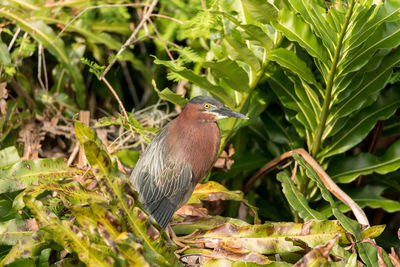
183,95,249,122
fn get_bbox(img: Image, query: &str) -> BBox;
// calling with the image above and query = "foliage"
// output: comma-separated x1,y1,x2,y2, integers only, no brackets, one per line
0,0,400,266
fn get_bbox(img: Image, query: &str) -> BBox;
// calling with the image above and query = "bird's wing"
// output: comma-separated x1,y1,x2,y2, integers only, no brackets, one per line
139,160,193,228
130,133,194,228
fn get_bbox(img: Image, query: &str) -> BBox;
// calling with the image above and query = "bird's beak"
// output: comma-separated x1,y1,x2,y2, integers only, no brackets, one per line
213,107,249,120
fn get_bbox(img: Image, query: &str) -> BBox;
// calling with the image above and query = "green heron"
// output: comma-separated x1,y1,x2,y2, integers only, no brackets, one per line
129,96,248,228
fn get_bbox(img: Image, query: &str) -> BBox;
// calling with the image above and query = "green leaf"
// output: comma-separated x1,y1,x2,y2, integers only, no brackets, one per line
241,0,278,24
277,172,327,220
328,140,400,183
152,80,188,107
266,67,316,133
0,236,45,266
224,34,261,72
239,24,274,50
289,0,337,55
357,243,379,267
0,40,11,66
115,150,139,168
0,147,20,169
321,88,400,158
273,9,330,67
268,48,318,85
333,48,400,118
171,216,249,236
342,20,400,74
203,60,249,92
153,57,234,106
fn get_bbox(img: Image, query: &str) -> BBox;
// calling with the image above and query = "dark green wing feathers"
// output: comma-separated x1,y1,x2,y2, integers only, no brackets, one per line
129,127,194,228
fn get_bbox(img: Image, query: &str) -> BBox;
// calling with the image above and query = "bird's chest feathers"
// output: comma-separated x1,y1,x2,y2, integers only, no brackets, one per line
167,120,220,181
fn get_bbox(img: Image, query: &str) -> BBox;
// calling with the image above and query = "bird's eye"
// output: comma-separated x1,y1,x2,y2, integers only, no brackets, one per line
203,103,210,109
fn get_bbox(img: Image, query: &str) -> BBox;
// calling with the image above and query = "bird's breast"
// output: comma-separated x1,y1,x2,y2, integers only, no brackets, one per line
166,120,220,183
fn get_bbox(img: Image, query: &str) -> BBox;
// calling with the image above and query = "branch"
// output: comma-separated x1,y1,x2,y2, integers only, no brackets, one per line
100,0,159,79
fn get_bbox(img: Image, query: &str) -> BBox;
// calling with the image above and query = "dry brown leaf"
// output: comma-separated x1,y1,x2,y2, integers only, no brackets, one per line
213,144,235,171
175,204,208,217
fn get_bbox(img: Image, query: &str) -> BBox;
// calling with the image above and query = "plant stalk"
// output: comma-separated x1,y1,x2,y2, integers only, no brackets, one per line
311,0,355,157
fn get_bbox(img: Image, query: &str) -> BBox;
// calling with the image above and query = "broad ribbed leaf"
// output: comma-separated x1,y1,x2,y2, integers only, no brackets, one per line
273,9,330,67
266,67,316,133
204,60,249,92
224,35,261,72
239,24,274,50
328,140,400,183
333,49,400,119
277,172,327,220
342,20,400,75
347,0,400,50
288,0,337,54
321,88,400,158
241,0,277,24
189,181,259,223
268,48,318,85
0,158,83,194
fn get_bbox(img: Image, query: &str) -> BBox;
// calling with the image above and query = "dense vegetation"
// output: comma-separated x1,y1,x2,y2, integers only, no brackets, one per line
0,0,399,266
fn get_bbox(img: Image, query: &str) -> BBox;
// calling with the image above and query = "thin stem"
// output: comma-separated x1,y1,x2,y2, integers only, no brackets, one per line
311,0,355,157
100,0,158,79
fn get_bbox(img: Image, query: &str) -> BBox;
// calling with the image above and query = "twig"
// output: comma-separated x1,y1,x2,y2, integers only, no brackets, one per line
101,77,135,139
147,18,174,61
100,0,159,79
7,27,20,51
67,143,80,166
150,14,184,25
37,44,46,90
52,3,149,44
243,148,370,227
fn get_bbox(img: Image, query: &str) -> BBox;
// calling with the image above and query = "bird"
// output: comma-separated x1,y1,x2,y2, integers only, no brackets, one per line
129,95,248,229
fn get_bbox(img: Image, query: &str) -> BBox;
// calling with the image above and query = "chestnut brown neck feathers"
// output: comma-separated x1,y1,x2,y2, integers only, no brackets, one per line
166,103,220,182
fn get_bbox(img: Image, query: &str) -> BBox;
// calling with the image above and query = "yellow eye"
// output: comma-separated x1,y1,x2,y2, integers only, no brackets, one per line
203,103,210,109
